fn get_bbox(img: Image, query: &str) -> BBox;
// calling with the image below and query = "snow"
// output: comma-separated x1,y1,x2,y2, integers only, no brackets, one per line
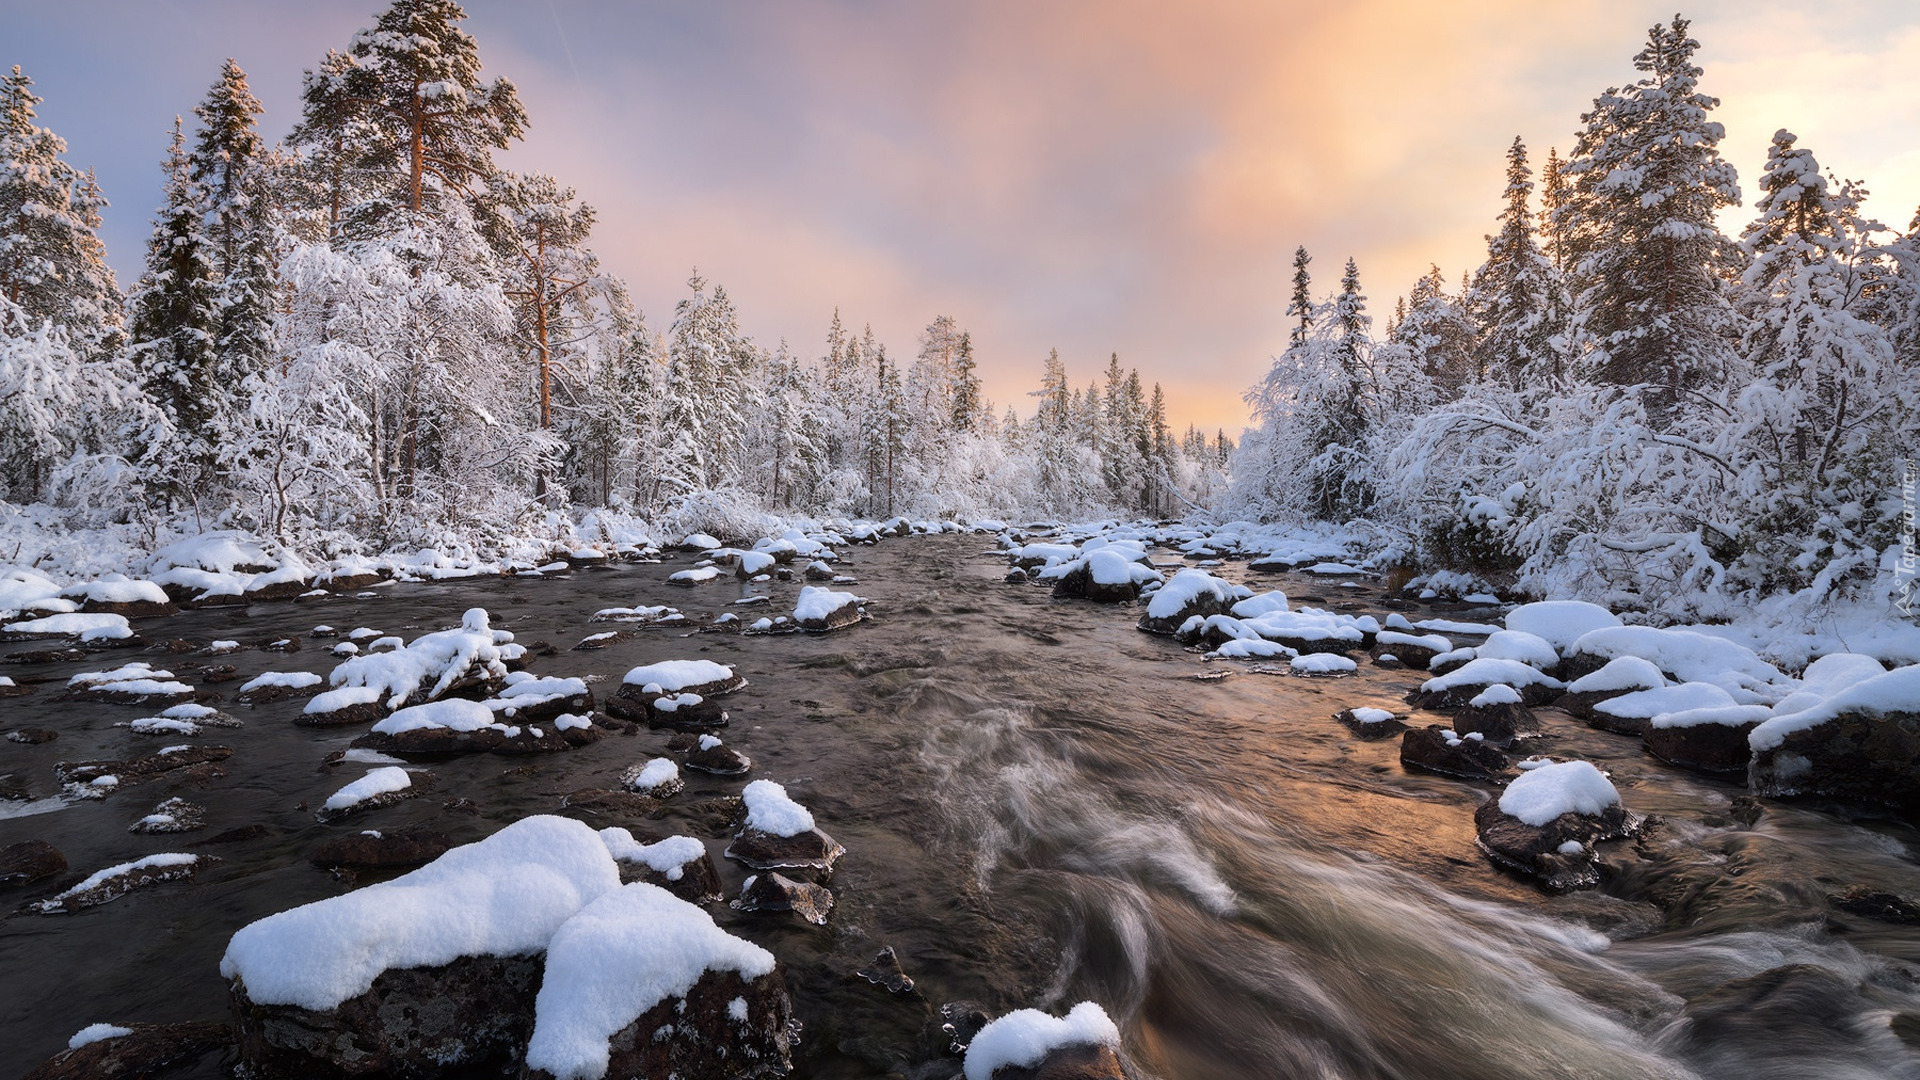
523,882,776,1080
0,566,63,616
1208,638,1295,659
1567,657,1668,694
1651,704,1772,730
681,533,721,550
1497,761,1621,826
622,659,734,691
1474,630,1559,670
1291,653,1356,674
624,758,680,794
68,1022,134,1049
60,576,169,605
1751,664,1920,752
304,684,386,716
1421,658,1564,693
1349,707,1398,724
962,1001,1122,1080
1375,630,1452,654
1594,681,1738,721
220,816,621,1011
69,662,173,688
129,717,199,735
51,853,199,900
667,566,722,585
3,611,132,640
741,780,816,837
1229,590,1289,618
1567,626,1792,702
327,608,505,709
239,670,323,693
321,767,413,811
372,698,497,734
1503,601,1622,652
1147,568,1240,618
794,585,865,623
1088,548,1146,586
598,828,706,880
1413,618,1503,636
1469,684,1523,707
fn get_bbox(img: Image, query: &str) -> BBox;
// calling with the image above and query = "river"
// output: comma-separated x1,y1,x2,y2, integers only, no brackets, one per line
4,533,1919,1079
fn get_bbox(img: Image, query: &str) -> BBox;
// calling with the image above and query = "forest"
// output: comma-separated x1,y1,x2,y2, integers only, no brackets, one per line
1,5,1915,627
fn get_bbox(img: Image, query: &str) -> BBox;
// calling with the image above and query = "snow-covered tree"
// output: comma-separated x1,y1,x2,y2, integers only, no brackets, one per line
189,58,276,397
1558,15,1742,416
1468,137,1562,388
0,66,122,361
126,119,221,497
1390,266,1476,398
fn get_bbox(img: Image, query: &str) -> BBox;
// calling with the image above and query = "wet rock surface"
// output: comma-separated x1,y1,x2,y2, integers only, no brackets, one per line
1450,701,1543,747
307,826,453,871
1474,798,1640,893
1644,719,1760,775
1398,726,1512,781
726,824,845,874
732,870,835,925
1750,709,1920,816
526,966,798,1080
0,840,67,886
20,1021,230,1080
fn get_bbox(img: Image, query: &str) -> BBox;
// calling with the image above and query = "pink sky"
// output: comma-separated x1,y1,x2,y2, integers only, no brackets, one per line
10,0,1919,432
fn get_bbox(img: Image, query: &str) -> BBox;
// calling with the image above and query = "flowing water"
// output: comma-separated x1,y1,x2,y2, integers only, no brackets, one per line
4,534,1920,1079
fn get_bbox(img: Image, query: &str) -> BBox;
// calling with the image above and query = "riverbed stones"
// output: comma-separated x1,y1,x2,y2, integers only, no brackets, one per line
23,853,210,914
1334,707,1407,739
230,952,544,1078
308,827,453,871
350,723,575,757
684,739,753,776
56,745,232,788
21,1021,231,1080
857,946,915,994
731,871,834,925
726,823,845,875
8,727,58,744
298,688,390,727
1450,700,1543,747
1645,714,1767,775
1048,561,1143,604
0,840,66,886
1473,795,1639,893
1750,706,1920,816
129,797,206,834
1398,726,1512,781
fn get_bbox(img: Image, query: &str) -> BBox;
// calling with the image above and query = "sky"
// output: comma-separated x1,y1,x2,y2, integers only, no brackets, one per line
8,1,1919,434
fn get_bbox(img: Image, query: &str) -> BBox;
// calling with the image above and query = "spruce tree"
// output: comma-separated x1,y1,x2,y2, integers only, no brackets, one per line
1558,15,1741,415
1393,265,1476,396
1468,137,1560,387
1287,245,1313,348
128,120,223,496
950,331,981,432
0,66,123,359
190,59,275,391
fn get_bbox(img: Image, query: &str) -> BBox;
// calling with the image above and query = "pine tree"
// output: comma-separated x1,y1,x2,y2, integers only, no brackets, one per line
128,120,223,496
0,66,123,360
1537,146,1569,273
293,0,527,226
189,59,275,394
950,330,981,432
1468,137,1560,387
1393,265,1476,396
1286,245,1313,348
1558,15,1741,415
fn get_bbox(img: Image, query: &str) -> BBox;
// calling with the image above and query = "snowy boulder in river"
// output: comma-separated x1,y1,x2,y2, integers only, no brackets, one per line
1136,568,1242,635
224,816,624,1078
325,608,509,710
607,659,743,728
1370,630,1452,670
794,585,866,631
18,1021,232,1080
1474,760,1639,893
1503,601,1621,661
1644,703,1773,775
1411,657,1564,710
1749,662,1920,816
599,827,723,904
1450,684,1543,747
731,871,835,925
523,882,796,1080
1042,548,1162,604
1560,626,1792,704
1553,656,1668,723
1587,681,1737,738
725,780,844,874
57,575,177,618
963,1001,1124,1080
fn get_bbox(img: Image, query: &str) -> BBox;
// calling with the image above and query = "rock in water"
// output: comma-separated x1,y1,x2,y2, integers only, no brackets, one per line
21,1021,231,1080
1398,726,1512,781
1450,695,1543,747
731,872,835,925
1473,760,1639,892
1749,667,1920,815
857,946,915,994
1334,707,1406,739
1644,706,1769,775
308,827,453,871
0,840,66,886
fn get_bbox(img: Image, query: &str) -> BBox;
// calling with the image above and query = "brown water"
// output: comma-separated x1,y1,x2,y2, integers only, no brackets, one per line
4,534,1920,1079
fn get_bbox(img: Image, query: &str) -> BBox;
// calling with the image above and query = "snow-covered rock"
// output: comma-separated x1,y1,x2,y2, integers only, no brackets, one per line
1136,568,1241,635
725,780,843,874
1,611,134,643
1475,761,1638,893
1588,681,1737,737
326,607,507,710
1399,726,1511,781
1563,626,1792,704
523,882,794,1080
963,1001,1123,1080
793,585,866,630
1749,664,1920,814
1503,601,1621,654
1412,657,1564,709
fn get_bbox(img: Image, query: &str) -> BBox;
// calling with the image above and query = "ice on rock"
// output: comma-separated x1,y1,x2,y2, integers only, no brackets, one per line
963,1001,1121,1080
741,780,815,837
1498,761,1621,826
220,816,621,1011
523,882,776,1080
